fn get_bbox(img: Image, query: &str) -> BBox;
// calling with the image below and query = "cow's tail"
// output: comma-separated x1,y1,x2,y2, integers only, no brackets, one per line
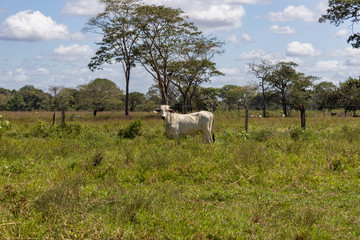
212,116,215,143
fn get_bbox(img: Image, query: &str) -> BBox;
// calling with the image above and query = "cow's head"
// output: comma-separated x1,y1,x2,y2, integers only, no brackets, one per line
154,105,174,120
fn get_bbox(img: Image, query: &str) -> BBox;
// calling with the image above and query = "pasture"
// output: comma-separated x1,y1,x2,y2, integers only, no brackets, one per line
1,111,360,239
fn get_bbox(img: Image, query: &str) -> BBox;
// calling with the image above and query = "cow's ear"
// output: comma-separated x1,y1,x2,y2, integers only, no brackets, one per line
169,109,175,113
153,109,160,113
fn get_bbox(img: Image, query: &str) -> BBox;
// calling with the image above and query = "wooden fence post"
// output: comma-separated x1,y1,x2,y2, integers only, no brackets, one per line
299,104,306,130
61,108,65,127
245,109,249,133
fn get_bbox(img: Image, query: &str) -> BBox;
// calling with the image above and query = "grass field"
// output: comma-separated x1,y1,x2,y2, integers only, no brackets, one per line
1,110,360,239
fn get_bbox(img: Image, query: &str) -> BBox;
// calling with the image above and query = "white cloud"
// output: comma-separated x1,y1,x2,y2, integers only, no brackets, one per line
141,0,247,32
226,34,241,43
286,41,321,57
52,44,94,66
333,29,348,38
8,68,28,82
188,4,245,32
238,49,303,64
36,68,50,75
270,25,296,35
310,60,345,73
62,0,104,16
241,33,252,42
268,5,315,22
227,33,252,43
0,10,83,41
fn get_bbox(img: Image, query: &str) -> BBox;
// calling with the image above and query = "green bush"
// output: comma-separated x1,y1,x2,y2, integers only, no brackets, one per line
118,120,142,139
251,128,276,142
0,115,11,131
30,121,82,138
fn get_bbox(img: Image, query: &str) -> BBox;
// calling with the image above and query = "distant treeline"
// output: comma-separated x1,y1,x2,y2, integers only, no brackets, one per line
1,76,360,116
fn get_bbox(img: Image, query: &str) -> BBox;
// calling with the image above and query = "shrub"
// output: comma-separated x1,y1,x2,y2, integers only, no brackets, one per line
289,128,304,141
0,115,11,131
30,121,82,138
118,120,142,139
251,128,276,142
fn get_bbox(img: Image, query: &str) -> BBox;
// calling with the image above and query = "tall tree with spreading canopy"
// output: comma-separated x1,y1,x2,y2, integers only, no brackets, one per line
319,0,360,48
265,62,315,118
134,5,203,105
83,0,140,116
168,35,223,113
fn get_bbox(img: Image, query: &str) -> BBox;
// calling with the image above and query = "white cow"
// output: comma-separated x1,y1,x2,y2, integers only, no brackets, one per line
154,105,215,144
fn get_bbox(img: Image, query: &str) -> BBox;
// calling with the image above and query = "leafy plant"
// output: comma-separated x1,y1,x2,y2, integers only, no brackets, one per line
0,115,11,131
118,120,142,139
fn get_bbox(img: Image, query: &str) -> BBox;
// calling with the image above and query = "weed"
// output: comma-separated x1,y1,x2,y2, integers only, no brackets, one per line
118,120,142,139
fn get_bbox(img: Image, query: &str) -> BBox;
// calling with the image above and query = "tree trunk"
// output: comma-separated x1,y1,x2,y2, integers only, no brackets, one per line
262,86,266,118
245,109,249,133
282,103,287,117
125,69,130,116
299,104,306,130
53,111,56,124
94,110,97,117
182,95,188,114
61,108,65,127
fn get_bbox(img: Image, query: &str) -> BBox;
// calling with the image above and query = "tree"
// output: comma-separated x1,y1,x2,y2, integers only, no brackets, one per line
265,62,298,117
313,81,338,112
319,1,360,48
49,86,62,124
169,59,223,113
338,77,360,115
168,35,223,113
14,85,50,111
78,78,124,116
0,88,12,110
134,4,201,105
192,87,219,112
248,59,273,117
58,88,77,125
128,91,145,111
265,62,316,119
84,0,140,116
7,94,26,111
218,85,239,111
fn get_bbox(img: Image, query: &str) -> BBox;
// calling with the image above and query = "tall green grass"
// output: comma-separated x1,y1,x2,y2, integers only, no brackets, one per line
1,111,360,239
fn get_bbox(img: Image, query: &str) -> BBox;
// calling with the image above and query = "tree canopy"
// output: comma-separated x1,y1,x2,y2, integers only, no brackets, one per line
319,0,360,48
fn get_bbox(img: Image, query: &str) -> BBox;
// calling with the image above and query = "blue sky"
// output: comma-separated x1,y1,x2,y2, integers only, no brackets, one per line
0,0,359,93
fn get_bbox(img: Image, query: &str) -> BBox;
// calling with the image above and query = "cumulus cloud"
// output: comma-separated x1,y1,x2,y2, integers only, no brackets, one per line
270,25,296,35
333,29,348,38
187,4,245,32
310,60,345,72
226,33,252,43
52,44,94,66
141,0,247,32
0,10,83,41
8,68,28,82
286,41,321,57
62,0,104,16
329,47,360,66
268,5,315,22
238,49,304,65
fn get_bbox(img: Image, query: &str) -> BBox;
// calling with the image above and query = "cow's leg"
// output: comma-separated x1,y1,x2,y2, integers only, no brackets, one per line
176,136,181,145
201,130,212,143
